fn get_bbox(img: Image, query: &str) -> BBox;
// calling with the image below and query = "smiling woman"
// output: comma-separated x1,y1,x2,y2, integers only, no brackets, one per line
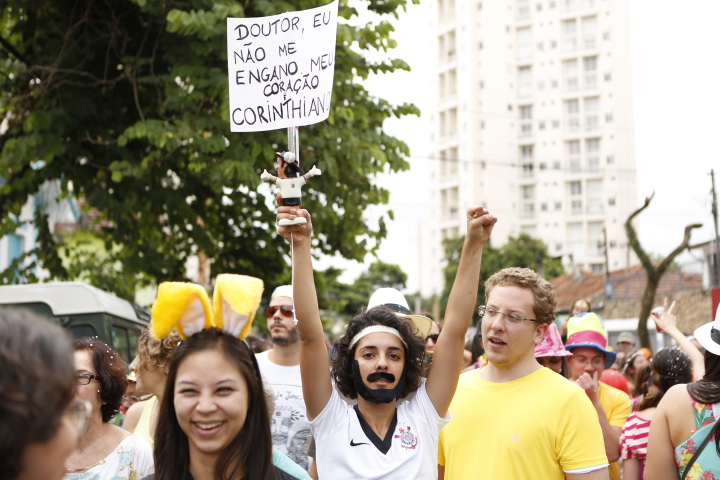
151,328,301,480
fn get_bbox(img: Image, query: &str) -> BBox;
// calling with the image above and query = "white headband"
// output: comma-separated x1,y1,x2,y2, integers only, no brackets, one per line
349,325,408,349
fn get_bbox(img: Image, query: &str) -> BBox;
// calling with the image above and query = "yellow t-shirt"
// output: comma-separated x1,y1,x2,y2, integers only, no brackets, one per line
596,382,631,480
438,368,608,480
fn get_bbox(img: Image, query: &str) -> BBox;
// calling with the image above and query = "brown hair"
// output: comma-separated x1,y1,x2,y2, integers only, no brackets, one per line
331,306,427,400
0,307,75,480
154,328,275,480
73,338,128,422
136,327,182,372
485,267,557,325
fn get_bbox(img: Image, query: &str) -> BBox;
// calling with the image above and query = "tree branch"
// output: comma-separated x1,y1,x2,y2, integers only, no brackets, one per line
625,192,656,275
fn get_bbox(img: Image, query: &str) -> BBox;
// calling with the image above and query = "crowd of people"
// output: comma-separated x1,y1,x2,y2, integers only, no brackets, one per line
2,203,720,480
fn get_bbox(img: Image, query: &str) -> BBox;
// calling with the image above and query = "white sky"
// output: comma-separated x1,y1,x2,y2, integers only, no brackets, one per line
318,0,720,294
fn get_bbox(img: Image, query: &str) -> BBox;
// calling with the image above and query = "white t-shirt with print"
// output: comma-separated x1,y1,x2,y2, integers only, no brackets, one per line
256,350,311,470
311,382,450,480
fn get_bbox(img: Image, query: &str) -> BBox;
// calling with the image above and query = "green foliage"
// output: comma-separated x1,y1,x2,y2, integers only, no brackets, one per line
440,233,564,321
0,0,418,296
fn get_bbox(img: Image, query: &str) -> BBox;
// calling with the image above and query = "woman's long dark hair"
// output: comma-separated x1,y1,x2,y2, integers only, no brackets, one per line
637,346,691,411
154,328,275,480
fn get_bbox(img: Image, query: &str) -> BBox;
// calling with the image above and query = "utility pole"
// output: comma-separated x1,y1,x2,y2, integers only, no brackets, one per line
711,170,720,287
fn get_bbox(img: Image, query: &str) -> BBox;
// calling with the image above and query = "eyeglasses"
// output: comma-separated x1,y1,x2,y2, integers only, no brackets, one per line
426,334,439,342
478,306,538,324
76,373,102,385
571,355,606,368
65,399,91,438
265,305,294,319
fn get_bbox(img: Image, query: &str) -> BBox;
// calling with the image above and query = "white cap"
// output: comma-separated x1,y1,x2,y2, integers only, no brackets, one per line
271,285,293,300
367,288,433,339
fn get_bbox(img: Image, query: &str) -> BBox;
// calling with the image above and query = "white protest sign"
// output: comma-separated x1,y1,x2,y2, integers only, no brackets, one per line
226,0,339,132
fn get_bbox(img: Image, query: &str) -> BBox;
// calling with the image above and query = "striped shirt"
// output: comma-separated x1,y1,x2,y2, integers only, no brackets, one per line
620,412,652,461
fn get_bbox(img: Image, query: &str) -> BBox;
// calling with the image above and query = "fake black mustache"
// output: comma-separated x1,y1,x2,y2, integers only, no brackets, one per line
366,372,396,383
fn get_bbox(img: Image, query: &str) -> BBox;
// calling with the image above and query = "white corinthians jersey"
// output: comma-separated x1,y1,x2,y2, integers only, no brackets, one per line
310,383,449,479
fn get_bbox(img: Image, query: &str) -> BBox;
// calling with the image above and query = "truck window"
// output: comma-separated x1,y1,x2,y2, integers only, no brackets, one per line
111,325,130,363
70,324,98,339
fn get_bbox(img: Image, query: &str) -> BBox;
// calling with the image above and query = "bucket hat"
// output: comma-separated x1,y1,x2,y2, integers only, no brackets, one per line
565,312,616,369
535,324,572,358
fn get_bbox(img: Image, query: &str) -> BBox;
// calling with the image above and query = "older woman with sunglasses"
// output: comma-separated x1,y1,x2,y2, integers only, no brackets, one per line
64,338,153,480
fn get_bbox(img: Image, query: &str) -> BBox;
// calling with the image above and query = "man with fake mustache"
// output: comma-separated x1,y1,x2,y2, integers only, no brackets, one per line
277,204,496,479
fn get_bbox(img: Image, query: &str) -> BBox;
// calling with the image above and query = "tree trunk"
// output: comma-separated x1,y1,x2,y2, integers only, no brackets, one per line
624,193,702,350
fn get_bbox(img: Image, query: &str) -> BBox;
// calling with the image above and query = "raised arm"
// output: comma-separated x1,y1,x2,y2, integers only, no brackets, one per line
425,206,496,416
652,297,705,381
276,202,332,420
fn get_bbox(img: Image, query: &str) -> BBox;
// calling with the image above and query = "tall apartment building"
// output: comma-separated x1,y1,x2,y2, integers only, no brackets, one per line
419,0,638,297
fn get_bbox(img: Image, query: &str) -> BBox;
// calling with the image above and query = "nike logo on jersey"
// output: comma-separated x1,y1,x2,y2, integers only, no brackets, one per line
350,439,369,446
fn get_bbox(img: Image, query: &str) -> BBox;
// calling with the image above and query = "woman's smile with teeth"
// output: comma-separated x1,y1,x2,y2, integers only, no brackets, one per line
196,421,223,430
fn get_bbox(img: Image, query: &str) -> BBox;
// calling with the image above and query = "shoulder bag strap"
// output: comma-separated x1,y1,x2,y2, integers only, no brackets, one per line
681,418,720,480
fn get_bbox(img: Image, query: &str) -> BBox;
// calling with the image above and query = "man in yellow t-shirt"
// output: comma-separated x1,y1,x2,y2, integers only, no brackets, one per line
566,312,632,480
438,268,609,480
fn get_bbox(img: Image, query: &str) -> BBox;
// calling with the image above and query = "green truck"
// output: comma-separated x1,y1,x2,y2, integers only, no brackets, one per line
0,282,150,364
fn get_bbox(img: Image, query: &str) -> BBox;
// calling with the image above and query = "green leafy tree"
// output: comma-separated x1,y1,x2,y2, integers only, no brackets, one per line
440,233,564,320
0,0,419,293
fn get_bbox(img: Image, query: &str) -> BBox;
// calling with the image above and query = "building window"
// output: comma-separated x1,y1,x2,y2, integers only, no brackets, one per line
521,145,534,159
587,198,603,214
570,181,582,195
568,118,580,132
582,16,597,49
586,116,598,131
539,121,546,129
588,156,599,171
605,113,613,122
570,158,581,172
522,163,534,178
567,140,581,154
607,155,615,165
522,203,535,218
571,199,583,214
520,105,533,119
522,185,535,198
564,59,578,92
520,124,533,138
518,66,533,97
555,201,562,210
566,99,580,114
541,202,548,211
563,20,577,52
590,263,604,273
553,160,561,169
608,197,616,206
587,179,602,195
517,27,533,59
586,138,600,152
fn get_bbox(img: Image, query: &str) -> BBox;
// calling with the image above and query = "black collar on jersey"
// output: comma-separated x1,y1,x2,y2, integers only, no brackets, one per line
352,360,406,404
353,404,398,455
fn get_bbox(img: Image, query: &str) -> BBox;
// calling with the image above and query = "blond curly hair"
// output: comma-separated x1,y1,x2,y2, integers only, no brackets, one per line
484,267,557,325
136,328,182,372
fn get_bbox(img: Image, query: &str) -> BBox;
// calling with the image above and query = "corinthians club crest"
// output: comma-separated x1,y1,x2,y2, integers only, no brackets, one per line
394,426,418,450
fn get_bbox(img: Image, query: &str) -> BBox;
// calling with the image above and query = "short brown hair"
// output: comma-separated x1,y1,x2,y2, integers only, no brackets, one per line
0,307,75,480
485,267,557,325
136,327,182,372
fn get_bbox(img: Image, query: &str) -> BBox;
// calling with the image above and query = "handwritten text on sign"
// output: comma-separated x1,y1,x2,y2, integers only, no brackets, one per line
226,1,339,132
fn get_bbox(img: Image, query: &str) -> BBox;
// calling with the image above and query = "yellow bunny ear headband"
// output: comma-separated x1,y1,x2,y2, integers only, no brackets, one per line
150,274,264,341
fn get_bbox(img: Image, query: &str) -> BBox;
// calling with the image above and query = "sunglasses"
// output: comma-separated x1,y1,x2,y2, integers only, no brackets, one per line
265,305,294,319
426,334,439,342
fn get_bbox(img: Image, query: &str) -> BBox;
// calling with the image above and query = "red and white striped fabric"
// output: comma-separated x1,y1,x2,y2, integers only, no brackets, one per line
620,412,652,460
